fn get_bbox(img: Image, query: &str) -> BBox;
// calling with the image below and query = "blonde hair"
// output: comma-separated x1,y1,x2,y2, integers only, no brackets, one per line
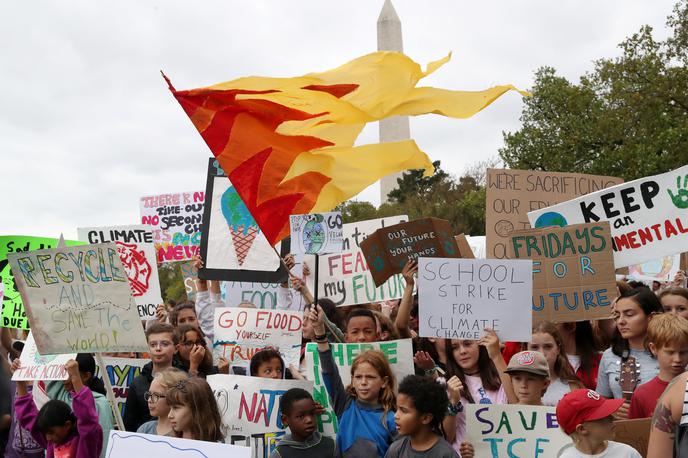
346,350,396,423
648,313,688,350
153,367,189,389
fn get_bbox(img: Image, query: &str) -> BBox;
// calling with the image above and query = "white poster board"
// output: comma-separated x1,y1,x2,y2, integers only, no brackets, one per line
289,212,343,255
628,254,681,283
106,431,250,458
418,258,533,342
528,165,688,267
7,243,148,355
213,307,302,369
12,332,76,381
77,225,162,319
465,404,572,457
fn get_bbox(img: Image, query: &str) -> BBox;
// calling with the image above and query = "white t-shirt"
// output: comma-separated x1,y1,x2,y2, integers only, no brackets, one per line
542,377,572,406
568,354,581,372
558,441,642,458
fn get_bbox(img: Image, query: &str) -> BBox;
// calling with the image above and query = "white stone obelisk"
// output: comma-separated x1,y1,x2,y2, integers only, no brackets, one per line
377,0,410,204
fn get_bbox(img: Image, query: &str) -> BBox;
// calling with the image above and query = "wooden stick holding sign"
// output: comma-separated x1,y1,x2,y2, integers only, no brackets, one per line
96,353,125,431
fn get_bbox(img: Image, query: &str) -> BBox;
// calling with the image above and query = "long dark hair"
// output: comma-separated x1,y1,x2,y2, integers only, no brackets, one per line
572,321,597,375
37,400,77,435
611,287,663,358
444,340,501,404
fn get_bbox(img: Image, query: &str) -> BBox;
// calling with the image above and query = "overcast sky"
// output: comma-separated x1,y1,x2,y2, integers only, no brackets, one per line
0,0,677,240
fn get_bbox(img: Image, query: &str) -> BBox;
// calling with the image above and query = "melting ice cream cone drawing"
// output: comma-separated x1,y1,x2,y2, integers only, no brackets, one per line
221,186,260,266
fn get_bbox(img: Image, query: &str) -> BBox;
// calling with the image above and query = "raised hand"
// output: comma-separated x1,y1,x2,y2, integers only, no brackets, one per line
478,328,501,360
218,357,229,374
401,259,418,287
668,174,688,209
446,375,463,404
413,351,436,371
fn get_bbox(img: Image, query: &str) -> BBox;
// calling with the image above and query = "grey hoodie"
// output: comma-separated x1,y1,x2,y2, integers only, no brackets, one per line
270,432,340,458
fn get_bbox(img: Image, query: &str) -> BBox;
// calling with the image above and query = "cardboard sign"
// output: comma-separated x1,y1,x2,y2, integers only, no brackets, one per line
139,190,205,263
628,254,681,283
613,418,650,457
77,225,162,320
106,431,250,458
290,212,343,255
507,222,617,324
8,243,148,355
418,258,533,342
304,339,414,436
213,307,302,368
455,234,475,259
465,404,572,457
179,260,198,301
12,332,76,381
94,357,148,417
1,235,83,329
342,216,408,251
199,159,288,283
486,168,623,259
361,217,459,287
528,165,688,268
207,374,313,436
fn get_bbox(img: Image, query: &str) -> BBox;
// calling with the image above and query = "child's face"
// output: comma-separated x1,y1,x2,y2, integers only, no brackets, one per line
177,309,198,328
257,357,284,379
394,393,428,436
346,316,379,343
661,294,688,320
177,330,204,361
168,403,193,434
450,339,479,373
147,332,176,365
352,361,387,403
528,333,559,373
510,372,548,405
44,422,73,445
580,415,615,442
282,398,317,441
147,379,169,418
652,342,688,377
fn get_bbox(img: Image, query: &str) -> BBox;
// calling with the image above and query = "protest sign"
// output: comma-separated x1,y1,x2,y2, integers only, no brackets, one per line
139,190,205,263
213,307,302,368
466,235,486,259
304,339,414,435
8,243,148,354
207,374,313,436
528,165,688,267
486,168,623,260
77,225,162,319
466,404,572,457
199,159,288,283
290,212,343,255
455,234,475,259
507,222,616,324
179,260,198,301
629,254,681,283
361,217,459,287
94,357,148,417
12,332,76,381
315,215,409,306
1,235,82,329
613,418,650,457
106,431,250,458
418,258,533,342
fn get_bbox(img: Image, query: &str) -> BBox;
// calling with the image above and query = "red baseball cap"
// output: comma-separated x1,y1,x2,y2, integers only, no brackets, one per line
556,389,624,434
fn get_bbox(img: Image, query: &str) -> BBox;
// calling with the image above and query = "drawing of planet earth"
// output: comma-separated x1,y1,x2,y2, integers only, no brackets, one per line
303,219,325,254
534,212,568,228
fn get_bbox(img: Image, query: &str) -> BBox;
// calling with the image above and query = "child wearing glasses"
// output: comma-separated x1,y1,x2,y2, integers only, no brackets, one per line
175,324,215,378
137,368,189,436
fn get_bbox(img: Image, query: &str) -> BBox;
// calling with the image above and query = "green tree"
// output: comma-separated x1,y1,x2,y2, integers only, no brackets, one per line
387,160,449,204
500,1,688,181
158,262,187,303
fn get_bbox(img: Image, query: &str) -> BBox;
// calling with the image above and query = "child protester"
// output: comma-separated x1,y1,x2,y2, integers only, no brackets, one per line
13,359,103,458
628,313,688,419
270,388,339,458
166,377,224,443
385,375,458,458
175,324,216,378
250,348,286,379
556,389,641,458
504,351,550,405
137,368,189,436
310,305,397,457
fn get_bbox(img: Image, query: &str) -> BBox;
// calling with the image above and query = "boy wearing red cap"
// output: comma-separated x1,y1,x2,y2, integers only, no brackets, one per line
556,389,641,457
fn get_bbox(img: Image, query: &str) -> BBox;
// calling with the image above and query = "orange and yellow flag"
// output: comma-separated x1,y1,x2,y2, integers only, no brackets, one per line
165,51,528,245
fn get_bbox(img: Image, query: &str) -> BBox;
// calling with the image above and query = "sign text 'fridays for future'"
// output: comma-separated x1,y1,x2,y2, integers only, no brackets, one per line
418,258,533,342
7,243,148,355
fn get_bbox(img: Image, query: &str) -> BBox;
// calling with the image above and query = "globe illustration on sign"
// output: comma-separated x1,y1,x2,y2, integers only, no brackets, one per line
303,219,325,254
534,212,568,228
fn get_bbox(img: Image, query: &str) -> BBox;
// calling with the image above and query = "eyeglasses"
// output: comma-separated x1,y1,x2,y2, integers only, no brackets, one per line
148,341,173,349
181,340,206,347
144,391,165,403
